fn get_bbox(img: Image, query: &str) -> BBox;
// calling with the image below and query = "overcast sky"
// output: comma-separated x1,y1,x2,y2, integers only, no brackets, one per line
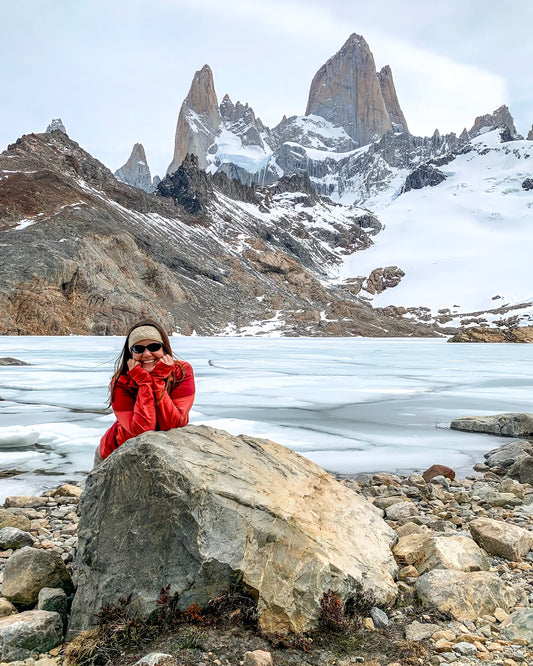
1,0,531,177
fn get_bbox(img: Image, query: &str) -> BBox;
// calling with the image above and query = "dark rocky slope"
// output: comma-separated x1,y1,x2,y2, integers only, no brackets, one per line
0,130,445,337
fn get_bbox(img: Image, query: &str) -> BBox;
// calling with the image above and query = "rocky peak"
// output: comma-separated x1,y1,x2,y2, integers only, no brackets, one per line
167,64,221,174
46,119,67,134
527,125,533,141
469,105,520,139
114,143,155,193
305,33,394,146
377,66,409,133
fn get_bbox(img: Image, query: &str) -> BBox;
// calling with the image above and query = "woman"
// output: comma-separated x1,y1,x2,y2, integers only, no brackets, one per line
96,319,195,463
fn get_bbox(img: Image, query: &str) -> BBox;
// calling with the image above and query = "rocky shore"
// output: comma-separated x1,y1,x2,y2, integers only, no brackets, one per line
2,436,533,665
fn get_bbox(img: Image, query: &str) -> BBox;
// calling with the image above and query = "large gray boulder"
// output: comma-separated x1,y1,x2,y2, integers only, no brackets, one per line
2,547,74,605
70,426,398,635
450,413,533,437
484,440,533,470
0,610,63,661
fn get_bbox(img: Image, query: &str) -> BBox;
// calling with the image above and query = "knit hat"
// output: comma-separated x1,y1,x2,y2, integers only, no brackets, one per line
128,325,164,350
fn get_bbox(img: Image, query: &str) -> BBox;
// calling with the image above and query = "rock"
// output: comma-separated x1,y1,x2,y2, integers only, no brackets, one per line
405,620,442,641
0,610,63,661
415,535,490,574
385,501,418,521
393,533,430,566
415,570,516,621
363,266,404,295
243,650,274,666
0,528,34,550
0,599,17,617
168,64,221,172
449,326,533,343
522,178,533,191
402,164,446,193
4,496,49,509
70,426,398,635
422,465,455,483
377,65,409,132
370,607,389,628
469,105,519,139
37,588,68,620
469,518,533,561
0,357,31,366
2,547,74,605
48,484,83,499
305,33,395,146
484,440,533,470
507,456,533,484
450,413,533,437
45,119,67,134
453,641,478,656
500,608,533,642
115,143,155,194
134,653,176,666
0,510,31,532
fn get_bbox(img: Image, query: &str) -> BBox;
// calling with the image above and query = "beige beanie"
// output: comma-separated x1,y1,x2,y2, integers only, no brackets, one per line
128,325,164,350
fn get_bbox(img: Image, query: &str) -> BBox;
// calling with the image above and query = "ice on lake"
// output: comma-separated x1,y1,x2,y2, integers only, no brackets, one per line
0,336,532,502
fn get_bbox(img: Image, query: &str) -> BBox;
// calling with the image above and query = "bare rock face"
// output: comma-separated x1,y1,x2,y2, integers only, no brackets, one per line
450,413,533,437
377,65,408,133
45,119,67,134
115,143,154,193
448,326,533,343
168,64,221,173
70,425,398,635
402,164,446,193
305,34,396,146
527,125,533,141
469,105,520,139
363,266,404,294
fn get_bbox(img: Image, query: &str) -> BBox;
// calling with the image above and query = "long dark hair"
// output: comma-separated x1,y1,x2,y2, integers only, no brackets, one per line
109,319,187,404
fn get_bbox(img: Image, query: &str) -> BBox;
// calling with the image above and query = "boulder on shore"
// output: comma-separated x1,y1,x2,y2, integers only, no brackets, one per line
69,425,398,635
450,413,533,438
0,610,63,661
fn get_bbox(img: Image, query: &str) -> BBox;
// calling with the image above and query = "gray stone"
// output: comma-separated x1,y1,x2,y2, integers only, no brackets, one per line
70,426,398,636
370,607,389,628
405,620,440,641
500,608,533,642
2,547,74,605
37,588,68,619
385,501,418,521
0,610,63,661
0,357,31,366
453,641,477,656
484,440,533,469
450,413,533,437
415,569,516,621
0,527,35,550
507,456,533,485
4,496,48,509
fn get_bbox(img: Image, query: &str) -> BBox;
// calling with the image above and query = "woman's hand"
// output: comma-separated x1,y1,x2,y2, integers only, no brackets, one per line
127,359,140,371
160,354,175,366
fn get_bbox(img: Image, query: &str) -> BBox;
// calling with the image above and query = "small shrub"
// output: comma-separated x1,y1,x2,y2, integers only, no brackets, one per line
319,589,349,632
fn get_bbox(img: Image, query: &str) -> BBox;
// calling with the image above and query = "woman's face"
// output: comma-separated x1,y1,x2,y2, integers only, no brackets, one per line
130,338,165,373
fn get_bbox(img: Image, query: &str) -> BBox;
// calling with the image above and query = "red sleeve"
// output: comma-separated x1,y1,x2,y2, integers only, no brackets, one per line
152,361,195,430
112,365,157,437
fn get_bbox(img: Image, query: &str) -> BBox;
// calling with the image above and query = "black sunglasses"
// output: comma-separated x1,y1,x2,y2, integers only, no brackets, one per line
130,342,164,354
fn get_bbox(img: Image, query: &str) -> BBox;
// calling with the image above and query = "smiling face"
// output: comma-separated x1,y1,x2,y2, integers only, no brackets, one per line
130,338,165,373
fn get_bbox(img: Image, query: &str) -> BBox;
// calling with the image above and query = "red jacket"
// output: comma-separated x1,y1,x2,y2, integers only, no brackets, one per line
99,360,195,460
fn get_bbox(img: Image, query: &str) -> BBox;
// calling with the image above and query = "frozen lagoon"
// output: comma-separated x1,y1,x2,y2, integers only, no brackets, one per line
0,336,532,502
